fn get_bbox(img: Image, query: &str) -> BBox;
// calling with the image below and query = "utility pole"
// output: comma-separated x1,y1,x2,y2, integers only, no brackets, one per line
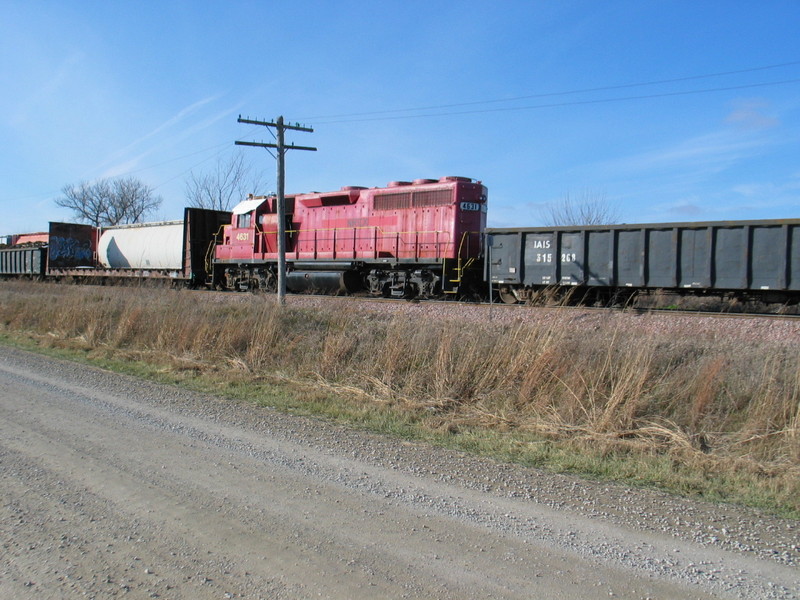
236,115,315,305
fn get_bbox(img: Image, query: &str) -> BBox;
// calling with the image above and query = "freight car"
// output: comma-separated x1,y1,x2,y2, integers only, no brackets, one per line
0,245,47,277
0,208,230,286
0,231,49,278
212,176,488,298
486,219,800,305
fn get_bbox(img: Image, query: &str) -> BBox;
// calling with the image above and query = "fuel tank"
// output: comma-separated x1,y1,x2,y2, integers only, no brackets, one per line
285,270,361,294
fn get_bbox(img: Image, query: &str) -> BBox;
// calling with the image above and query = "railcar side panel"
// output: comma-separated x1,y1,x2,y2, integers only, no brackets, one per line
646,229,676,288
714,226,745,289
48,222,96,269
586,230,612,286
522,233,554,285
559,232,582,285
750,224,784,291
617,230,644,287
487,232,521,284
679,227,710,288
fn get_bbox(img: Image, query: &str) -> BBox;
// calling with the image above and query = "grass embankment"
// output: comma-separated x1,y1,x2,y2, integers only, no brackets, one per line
1,280,798,517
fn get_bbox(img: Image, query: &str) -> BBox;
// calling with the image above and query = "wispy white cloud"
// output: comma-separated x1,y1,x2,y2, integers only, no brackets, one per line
725,99,779,131
727,178,800,214
655,200,706,218
596,100,788,182
96,101,247,182
731,179,800,198
99,158,145,179
10,51,86,126
608,130,771,175
92,94,226,175
176,103,244,141
638,177,800,222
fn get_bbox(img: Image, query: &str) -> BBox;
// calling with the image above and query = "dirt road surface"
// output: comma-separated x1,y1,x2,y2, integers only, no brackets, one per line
1,345,797,599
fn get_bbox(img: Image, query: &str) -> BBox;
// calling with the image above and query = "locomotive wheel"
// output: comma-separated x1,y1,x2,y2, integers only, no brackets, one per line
262,271,277,293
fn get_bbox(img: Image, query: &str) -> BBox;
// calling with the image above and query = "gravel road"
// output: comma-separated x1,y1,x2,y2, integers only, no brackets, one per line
1,345,797,599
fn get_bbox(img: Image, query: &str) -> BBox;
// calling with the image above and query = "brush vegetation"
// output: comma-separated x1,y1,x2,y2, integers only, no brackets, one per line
1,281,798,517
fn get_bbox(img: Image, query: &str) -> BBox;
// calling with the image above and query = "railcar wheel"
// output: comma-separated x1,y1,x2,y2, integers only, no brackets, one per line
498,287,518,304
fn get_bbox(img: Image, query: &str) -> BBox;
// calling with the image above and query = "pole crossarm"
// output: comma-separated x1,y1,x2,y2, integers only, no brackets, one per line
286,143,317,152
234,141,279,149
237,115,314,133
235,140,316,152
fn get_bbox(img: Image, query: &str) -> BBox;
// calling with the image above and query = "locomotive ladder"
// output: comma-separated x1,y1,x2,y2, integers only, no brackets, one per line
443,232,475,295
204,226,226,277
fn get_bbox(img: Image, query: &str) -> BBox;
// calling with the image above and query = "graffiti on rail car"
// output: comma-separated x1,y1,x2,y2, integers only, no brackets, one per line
48,222,95,268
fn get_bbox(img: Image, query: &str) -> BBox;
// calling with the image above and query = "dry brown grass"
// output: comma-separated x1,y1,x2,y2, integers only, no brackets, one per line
2,280,798,512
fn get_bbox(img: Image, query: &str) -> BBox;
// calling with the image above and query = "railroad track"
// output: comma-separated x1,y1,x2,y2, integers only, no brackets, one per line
629,306,800,320
207,288,800,321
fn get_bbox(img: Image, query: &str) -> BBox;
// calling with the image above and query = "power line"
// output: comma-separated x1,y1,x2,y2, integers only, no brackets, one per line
310,77,800,124
301,60,800,123
151,145,232,191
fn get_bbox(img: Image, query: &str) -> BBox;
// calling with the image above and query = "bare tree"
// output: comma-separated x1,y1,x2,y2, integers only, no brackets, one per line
55,177,162,227
55,180,111,227
541,190,621,226
105,177,162,224
184,152,265,211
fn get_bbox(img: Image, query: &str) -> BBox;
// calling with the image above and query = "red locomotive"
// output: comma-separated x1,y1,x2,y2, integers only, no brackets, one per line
212,176,488,298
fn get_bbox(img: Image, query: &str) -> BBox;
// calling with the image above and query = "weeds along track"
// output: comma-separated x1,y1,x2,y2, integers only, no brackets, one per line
198,288,800,324
271,292,800,345
2,280,799,515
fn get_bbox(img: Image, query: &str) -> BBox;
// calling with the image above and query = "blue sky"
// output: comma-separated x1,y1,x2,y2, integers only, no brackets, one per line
2,0,799,233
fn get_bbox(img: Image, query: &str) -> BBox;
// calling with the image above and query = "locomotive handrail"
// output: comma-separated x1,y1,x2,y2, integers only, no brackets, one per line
204,224,227,275
254,225,450,237
251,224,454,259
245,224,480,250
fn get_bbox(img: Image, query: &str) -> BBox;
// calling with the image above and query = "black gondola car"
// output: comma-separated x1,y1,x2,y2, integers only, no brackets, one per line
0,246,47,277
486,219,800,304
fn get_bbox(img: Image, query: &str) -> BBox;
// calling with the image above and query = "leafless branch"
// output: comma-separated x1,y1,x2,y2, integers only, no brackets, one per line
54,178,162,226
184,151,265,211
541,190,621,226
